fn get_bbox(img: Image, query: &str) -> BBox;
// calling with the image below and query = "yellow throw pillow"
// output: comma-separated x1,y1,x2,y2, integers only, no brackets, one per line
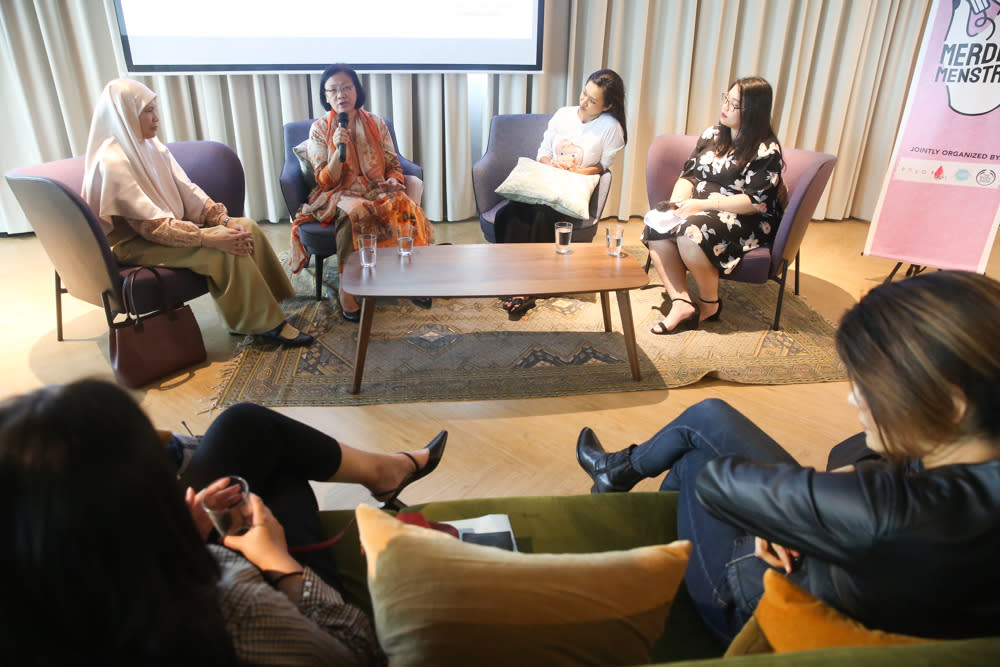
494,157,601,219
355,504,691,667
755,569,935,653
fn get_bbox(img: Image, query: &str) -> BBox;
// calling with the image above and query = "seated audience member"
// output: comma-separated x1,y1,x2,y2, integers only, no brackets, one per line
496,68,627,316
644,76,784,334
82,78,312,347
290,64,435,322
1,379,447,664
578,271,1000,644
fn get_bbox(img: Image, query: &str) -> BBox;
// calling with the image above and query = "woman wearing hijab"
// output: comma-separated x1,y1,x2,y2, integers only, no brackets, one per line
290,64,435,322
83,78,312,347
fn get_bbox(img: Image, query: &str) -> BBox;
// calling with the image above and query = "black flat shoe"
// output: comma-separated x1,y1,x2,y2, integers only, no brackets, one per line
575,427,642,494
507,295,537,317
411,297,432,309
342,308,361,323
259,322,314,347
373,431,448,510
651,298,699,335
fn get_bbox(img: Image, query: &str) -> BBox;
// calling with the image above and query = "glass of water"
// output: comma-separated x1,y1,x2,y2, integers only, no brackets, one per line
554,222,573,254
201,476,252,537
359,233,377,267
606,223,625,256
397,222,413,256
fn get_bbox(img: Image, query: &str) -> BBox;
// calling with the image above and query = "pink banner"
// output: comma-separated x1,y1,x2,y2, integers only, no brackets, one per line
866,0,1000,272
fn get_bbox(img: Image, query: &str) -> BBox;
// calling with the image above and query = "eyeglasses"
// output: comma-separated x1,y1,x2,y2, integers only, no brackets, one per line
325,84,355,96
721,93,742,111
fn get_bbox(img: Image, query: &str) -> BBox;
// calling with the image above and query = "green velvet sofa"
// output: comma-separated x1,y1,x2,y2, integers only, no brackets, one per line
319,492,1000,665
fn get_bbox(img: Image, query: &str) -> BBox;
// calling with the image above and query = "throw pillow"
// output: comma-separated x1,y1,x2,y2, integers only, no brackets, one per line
494,157,601,219
292,139,316,190
755,569,935,653
355,504,692,667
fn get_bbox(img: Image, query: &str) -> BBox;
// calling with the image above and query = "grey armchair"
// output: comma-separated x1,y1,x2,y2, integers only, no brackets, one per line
472,113,613,244
644,134,837,330
4,141,244,342
279,118,423,300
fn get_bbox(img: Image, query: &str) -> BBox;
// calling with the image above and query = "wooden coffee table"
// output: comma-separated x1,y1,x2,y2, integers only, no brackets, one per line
340,243,650,393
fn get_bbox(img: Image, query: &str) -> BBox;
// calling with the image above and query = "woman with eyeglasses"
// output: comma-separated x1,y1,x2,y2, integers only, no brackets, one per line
578,270,1000,644
290,64,435,322
643,76,784,334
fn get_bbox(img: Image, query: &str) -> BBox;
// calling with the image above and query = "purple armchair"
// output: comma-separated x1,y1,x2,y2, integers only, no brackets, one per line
643,134,837,330
4,141,244,341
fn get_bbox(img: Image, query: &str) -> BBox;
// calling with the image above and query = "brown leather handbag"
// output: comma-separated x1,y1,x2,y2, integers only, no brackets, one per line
107,267,207,388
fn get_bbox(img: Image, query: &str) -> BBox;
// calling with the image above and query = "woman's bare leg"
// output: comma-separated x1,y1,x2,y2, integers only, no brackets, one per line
676,237,721,320
648,239,696,329
328,443,430,494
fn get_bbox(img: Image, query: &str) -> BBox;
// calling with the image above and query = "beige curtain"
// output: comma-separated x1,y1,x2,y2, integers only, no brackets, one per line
1,0,930,235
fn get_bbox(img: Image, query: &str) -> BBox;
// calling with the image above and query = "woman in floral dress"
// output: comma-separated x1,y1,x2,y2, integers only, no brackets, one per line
644,76,784,334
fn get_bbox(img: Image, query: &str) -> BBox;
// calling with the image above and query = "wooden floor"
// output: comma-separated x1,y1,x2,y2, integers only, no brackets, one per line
0,217,981,510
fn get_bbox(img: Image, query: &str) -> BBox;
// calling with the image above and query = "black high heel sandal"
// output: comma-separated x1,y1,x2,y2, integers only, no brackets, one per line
372,431,448,510
699,296,723,322
650,298,699,335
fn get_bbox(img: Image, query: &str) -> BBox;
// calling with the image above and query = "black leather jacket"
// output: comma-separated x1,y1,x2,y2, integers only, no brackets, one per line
695,455,1000,639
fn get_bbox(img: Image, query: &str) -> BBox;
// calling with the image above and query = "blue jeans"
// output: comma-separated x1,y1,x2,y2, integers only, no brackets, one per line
630,399,801,643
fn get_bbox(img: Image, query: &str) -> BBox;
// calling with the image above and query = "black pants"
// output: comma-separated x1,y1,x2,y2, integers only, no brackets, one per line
178,402,345,588
496,201,563,243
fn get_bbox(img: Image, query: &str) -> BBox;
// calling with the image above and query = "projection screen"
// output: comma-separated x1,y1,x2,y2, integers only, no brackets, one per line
114,0,544,73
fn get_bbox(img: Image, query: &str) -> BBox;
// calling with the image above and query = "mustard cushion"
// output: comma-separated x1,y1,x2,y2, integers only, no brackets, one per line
755,569,936,653
495,157,600,220
355,503,692,667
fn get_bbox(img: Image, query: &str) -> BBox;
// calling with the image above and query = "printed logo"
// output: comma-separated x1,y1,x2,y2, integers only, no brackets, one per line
956,168,972,180
939,0,1000,116
976,169,997,186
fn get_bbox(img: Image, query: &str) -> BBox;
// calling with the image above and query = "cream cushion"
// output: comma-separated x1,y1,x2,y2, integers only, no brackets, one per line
495,157,601,219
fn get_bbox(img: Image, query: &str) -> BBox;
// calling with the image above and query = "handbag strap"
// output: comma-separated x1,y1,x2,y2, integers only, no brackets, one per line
122,266,176,327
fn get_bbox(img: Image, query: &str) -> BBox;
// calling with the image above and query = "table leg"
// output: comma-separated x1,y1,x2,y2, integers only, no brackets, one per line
349,297,376,394
599,291,612,332
615,289,641,381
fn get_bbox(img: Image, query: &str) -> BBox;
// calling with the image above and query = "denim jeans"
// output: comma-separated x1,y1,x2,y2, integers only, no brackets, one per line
630,398,802,643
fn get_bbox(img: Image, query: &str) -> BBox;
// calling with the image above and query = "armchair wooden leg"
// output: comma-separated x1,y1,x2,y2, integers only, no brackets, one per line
794,250,801,295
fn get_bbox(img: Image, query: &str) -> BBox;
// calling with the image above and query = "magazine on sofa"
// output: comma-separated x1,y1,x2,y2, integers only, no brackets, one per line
439,514,518,552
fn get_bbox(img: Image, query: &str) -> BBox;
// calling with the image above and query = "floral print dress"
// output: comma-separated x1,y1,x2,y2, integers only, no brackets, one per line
647,125,784,275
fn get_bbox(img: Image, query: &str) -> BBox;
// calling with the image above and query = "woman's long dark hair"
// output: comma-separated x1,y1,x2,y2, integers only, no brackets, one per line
587,69,628,144
714,76,780,167
0,380,237,663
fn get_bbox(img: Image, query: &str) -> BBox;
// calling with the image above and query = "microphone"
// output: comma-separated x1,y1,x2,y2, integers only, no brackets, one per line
337,112,349,163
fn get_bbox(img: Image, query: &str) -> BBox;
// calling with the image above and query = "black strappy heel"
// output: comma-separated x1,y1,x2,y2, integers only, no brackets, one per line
699,296,723,322
651,298,700,335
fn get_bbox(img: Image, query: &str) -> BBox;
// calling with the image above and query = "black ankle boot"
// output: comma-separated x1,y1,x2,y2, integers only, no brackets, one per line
576,427,643,493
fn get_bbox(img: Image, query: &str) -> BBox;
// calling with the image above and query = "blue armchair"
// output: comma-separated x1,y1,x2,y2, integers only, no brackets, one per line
279,118,423,300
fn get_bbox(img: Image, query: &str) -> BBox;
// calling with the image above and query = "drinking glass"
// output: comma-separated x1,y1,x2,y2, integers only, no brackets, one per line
397,222,413,256
359,233,377,267
201,476,252,537
554,222,573,254
605,223,625,256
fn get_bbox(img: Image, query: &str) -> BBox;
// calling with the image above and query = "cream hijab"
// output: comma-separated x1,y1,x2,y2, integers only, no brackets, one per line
82,78,209,234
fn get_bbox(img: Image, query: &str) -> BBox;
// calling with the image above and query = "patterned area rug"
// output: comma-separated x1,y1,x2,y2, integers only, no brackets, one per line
211,246,845,408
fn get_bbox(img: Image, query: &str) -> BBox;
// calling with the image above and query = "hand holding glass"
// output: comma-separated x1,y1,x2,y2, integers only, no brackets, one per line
201,476,252,536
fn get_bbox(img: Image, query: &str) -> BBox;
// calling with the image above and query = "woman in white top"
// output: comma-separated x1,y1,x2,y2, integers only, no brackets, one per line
82,78,312,347
497,68,627,315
